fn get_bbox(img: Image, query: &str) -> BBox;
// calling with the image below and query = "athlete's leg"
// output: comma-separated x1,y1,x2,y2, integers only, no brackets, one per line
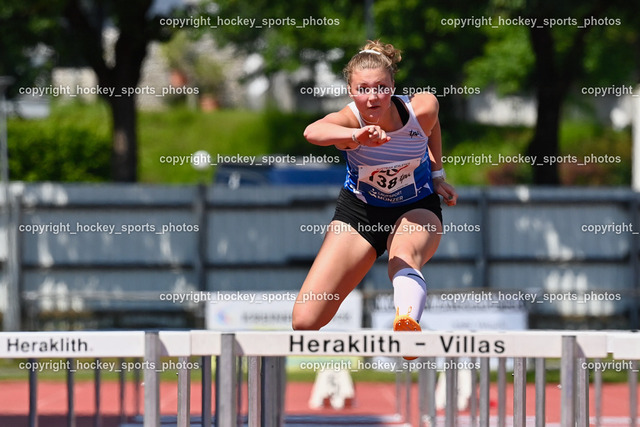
387,209,442,322
292,220,377,330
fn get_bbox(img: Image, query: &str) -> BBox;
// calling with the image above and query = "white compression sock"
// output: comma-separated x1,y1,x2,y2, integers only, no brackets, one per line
393,267,427,322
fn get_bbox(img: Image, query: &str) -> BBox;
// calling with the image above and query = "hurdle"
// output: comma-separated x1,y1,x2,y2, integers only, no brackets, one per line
0,330,638,427
217,330,640,426
0,330,223,427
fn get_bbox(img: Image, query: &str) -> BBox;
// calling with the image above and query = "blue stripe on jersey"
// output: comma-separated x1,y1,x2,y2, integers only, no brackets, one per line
341,95,434,207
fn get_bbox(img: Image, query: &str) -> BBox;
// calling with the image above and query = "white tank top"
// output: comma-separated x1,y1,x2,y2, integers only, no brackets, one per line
341,95,434,207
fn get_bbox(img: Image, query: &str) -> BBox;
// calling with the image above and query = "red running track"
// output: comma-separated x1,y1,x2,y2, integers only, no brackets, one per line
0,380,638,426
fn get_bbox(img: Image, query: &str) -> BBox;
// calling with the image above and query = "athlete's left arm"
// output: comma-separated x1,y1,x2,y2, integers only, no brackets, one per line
413,94,458,206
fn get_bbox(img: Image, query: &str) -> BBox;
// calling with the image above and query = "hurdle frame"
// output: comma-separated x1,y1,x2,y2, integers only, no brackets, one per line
0,329,638,427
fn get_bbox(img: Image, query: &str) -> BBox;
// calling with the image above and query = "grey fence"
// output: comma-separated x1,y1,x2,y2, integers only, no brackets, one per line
0,183,639,330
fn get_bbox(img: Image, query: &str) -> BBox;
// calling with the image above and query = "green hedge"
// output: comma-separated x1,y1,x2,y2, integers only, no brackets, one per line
8,112,111,182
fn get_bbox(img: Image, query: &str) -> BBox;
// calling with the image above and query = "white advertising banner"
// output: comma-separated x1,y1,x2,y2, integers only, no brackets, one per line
206,290,362,331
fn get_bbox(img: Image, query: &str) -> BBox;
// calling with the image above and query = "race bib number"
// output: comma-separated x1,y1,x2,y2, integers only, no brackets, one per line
357,158,421,202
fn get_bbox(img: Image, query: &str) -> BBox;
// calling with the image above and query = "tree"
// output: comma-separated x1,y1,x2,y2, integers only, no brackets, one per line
196,0,487,122
0,2,61,97
466,0,639,184
192,0,367,78
200,0,639,186
371,0,489,121
62,0,171,181
1,1,173,182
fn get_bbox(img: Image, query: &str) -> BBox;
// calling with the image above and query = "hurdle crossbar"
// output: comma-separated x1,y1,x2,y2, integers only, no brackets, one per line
0,330,638,427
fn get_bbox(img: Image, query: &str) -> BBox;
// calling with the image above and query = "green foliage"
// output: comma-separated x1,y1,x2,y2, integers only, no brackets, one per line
442,123,533,185
470,0,639,95
8,101,111,182
558,121,631,185
162,31,198,74
440,120,631,186
372,0,488,121
161,32,226,96
464,26,534,95
581,13,638,86
191,0,365,76
0,2,66,97
4,1,640,186
193,56,225,95
7,101,630,186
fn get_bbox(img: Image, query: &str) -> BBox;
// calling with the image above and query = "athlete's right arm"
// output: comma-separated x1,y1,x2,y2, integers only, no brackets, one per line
303,107,390,150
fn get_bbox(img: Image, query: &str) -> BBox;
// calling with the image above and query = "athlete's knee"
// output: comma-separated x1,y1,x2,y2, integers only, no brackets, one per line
388,247,423,275
292,317,325,330
291,308,326,331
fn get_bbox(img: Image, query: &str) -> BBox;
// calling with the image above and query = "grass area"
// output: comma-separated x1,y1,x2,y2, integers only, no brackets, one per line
7,100,632,186
138,107,270,184
0,357,393,383
138,106,337,184
0,357,633,384
0,358,202,383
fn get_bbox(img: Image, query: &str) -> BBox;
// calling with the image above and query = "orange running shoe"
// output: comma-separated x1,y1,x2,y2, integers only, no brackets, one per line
393,307,421,361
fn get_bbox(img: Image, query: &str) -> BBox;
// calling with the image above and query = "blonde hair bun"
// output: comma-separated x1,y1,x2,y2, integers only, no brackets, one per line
343,40,402,84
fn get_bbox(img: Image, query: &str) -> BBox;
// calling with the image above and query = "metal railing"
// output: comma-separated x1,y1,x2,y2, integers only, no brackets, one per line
2,183,640,331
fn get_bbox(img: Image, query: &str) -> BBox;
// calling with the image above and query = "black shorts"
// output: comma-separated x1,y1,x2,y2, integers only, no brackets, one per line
332,188,443,258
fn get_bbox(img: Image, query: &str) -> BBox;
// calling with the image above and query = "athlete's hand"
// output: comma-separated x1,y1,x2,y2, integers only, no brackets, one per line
434,177,457,206
353,125,391,147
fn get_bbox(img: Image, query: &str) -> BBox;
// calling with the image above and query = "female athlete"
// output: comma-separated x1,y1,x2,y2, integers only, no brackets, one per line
292,40,458,347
